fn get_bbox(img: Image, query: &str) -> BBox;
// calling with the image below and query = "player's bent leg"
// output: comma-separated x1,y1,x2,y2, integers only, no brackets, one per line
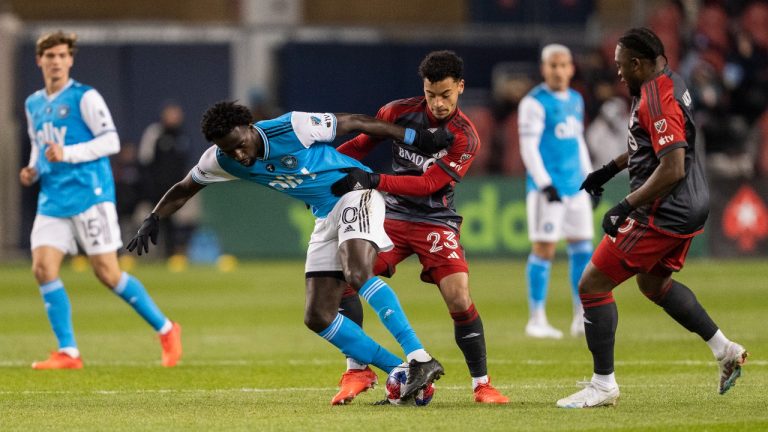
567,240,592,337
525,243,562,339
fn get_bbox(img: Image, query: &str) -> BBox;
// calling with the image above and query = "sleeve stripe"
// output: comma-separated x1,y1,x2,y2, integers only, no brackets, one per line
436,159,462,182
265,124,293,138
643,80,663,118
450,115,479,154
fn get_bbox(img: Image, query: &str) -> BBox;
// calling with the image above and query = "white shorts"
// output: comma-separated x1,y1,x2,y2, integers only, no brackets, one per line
305,189,393,273
526,190,594,243
31,202,123,256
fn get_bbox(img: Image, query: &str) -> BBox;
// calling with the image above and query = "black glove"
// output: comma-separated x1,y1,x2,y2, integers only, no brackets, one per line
541,185,561,202
590,193,602,210
126,213,160,256
411,128,454,154
601,199,633,237
580,160,621,196
330,168,381,197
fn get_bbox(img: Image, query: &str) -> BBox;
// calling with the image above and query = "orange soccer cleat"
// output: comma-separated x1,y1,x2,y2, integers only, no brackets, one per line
331,367,378,405
159,322,183,367
31,351,83,370
474,379,510,404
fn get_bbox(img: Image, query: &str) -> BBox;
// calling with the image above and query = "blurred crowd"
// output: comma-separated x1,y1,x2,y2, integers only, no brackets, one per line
470,0,768,180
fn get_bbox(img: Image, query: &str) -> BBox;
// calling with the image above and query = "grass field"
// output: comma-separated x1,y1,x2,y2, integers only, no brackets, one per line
1,258,766,431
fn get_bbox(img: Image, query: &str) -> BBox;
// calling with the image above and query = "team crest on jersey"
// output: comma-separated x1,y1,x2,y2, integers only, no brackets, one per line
654,119,668,133
280,156,298,169
460,153,472,162
57,104,70,119
310,116,322,126
266,164,275,172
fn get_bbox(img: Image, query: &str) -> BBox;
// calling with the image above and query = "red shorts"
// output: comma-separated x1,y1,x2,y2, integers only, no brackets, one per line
374,218,469,285
591,218,694,285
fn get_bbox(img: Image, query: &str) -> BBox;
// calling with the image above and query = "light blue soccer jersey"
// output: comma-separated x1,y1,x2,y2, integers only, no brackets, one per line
519,84,587,197
25,79,118,217
191,112,370,218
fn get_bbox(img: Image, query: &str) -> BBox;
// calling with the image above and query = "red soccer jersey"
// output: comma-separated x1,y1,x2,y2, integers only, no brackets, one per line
627,66,709,237
337,97,480,230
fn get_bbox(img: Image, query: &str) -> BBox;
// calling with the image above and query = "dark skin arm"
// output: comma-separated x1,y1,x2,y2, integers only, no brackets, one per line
625,147,685,208
334,113,408,141
151,172,207,218
611,152,629,171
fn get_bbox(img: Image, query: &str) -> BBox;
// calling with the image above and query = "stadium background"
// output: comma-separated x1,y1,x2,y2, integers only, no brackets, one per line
0,0,766,261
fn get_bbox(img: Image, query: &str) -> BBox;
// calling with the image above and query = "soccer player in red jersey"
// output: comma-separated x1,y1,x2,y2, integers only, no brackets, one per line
329,51,509,405
556,28,747,408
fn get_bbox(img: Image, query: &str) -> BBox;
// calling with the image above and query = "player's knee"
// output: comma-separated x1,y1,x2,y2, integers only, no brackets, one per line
342,267,373,290
31,261,57,284
93,265,121,288
304,308,334,333
445,293,473,313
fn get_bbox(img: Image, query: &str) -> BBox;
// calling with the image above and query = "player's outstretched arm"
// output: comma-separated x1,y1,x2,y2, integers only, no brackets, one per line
580,152,629,196
335,113,452,154
127,173,206,255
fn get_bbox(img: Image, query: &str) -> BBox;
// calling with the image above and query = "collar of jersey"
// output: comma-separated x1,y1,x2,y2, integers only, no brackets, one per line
44,78,74,102
252,124,270,160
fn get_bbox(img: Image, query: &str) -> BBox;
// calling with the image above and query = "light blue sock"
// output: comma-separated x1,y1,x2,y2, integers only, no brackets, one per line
318,314,403,373
40,279,77,350
359,277,424,357
526,254,552,311
113,272,168,331
568,240,593,306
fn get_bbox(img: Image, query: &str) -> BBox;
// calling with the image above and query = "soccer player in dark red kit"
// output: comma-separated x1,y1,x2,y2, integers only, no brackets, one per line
329,50,509,405
556,28,747,408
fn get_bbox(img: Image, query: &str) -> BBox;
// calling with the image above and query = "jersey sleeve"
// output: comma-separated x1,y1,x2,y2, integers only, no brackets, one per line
434,126,480,182
518,95,552,188
290,112,337,147
62,89,120,163
640,80,687,158
80,89,118,137
190,145,238,185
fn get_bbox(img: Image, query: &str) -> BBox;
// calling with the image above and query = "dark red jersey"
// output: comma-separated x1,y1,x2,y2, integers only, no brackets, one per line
337,97,480,230
627,66,709,237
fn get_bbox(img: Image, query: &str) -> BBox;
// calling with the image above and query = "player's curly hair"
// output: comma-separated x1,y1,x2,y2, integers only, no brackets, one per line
618,27,668,64
418,50,464,82
200,101,253,143
36,30,78,56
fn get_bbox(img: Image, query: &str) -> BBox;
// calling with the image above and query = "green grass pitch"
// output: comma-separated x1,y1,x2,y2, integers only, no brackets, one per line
1,258,766,431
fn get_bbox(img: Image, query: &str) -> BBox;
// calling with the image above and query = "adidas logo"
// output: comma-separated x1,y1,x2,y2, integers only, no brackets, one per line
344,225,355,233
447,251,460,259
353,182,364,190
610,216,619,225
462,332,482,339
583,317,593,325
383,308,394,319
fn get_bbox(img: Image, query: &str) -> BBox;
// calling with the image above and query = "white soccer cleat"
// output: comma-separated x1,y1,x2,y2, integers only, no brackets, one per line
717,341,748,395
570,314,585,337
525,320,563,339
556,381,620,408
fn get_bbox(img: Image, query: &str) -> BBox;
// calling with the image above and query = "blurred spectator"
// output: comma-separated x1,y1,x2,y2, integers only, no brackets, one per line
138,102,195,257
112,141,142,243
490,64,535,175
585,96,629,170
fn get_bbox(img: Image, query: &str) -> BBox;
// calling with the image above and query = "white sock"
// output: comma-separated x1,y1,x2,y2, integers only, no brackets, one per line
573,303,584,321
706,329,730,359
59,347,80,358
472,375,489,390
158,319,173,335
406,349,431,363
591,372,617,389
346,358,367,371
529,307,547,324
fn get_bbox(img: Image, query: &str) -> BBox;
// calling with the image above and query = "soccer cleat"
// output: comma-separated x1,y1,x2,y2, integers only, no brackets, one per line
331,367,378,405
718,342,748,395
570,314,585,337
556,381,620,408
474,379,509,404
400,358,444,401
159,321,183,367
525,320,564,339
31,351,83,370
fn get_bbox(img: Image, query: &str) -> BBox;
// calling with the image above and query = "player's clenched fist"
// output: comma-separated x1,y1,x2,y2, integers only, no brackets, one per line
407,127,454,154
331,168,380,197
19,167,38,187
580,160,620,196
44,142,64,162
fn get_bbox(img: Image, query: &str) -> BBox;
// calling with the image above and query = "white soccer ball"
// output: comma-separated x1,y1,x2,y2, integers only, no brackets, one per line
384,362,435,406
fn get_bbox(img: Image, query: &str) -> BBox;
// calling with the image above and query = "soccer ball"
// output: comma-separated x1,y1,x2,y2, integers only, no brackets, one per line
385,362,435,406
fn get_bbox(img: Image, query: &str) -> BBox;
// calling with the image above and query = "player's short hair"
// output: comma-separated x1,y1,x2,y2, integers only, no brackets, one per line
36,31,78,56
540,44,572,62
618,27,667,63
200,101,253,143
418,50,464,82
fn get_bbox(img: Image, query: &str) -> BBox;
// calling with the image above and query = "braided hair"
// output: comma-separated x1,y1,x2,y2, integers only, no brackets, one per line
618,27,668,65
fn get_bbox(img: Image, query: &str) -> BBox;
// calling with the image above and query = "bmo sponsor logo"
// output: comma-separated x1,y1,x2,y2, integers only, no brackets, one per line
658,135,675,146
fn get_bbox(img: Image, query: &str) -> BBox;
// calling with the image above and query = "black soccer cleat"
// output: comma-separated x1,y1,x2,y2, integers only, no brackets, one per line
400,358,444,401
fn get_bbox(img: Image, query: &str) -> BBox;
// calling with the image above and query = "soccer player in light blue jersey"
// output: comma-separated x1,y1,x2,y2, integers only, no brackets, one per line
518,44,595,339
19,31,182,369
127,101,451,402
